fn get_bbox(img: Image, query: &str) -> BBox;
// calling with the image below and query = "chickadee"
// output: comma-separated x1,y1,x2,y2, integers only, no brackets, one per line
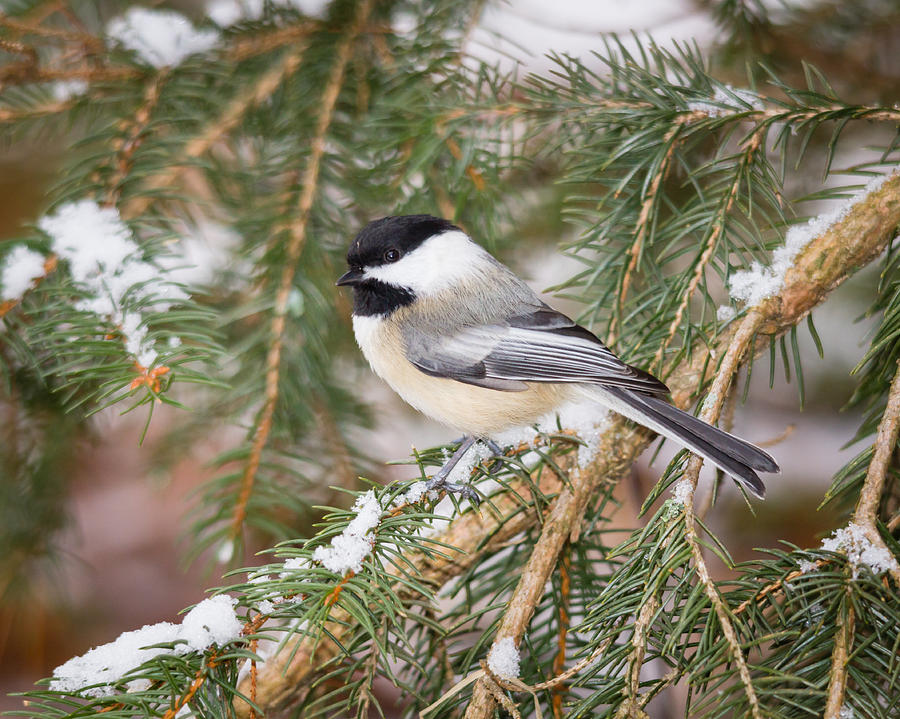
337,215,779,500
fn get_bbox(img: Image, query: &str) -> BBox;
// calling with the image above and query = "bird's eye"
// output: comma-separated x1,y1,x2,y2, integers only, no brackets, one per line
384,248,401,263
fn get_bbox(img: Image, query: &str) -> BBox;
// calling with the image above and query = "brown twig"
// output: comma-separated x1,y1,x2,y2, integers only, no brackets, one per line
227,23,315,61
673,308,766,718
609,124,681,345
479,665,523,719
854,358,900,526
651,129,765,373
0,99,73,123
551,545,571,719
463,443,634,718
226,0,373,545
358,617,386,719
819,356,900,716
1,64,139,87
226,21,395,62
241,171,900,717
846,356,900,586
0,36,38,64
619,595,661,718
888,512,900,532
123,47,306,219
696,382,739,519
684,501,762,718
161,651,219,719
732,559,829,616
446,626,622,718
0,11,98,45
823,591,854,719
104,70,168,207
248,637,258,719
533,628,620,692
756,423,796,448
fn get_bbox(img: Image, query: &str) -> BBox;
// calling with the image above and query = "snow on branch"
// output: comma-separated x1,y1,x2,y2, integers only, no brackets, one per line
687,84,764,117
486,637,520,680
729,169,898,308
37,199,187,368
50,596,241,697
820,522,899,578
205,0,330,27
0,246,46,301
106,8,220,69
312,490,382,574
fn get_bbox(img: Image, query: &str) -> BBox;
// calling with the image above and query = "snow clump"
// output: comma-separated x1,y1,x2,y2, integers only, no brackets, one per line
312,490,382,574
487,636,520,680
51,79,88,102
51,596,241,697
1,246,46,301
820,522,899,578
107,8,219,68
37,200,187,367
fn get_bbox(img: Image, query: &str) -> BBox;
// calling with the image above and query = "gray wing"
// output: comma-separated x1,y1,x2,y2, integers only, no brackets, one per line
404,307,670,395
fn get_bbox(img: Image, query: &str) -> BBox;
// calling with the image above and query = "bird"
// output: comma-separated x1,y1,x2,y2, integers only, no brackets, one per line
336,214,779,502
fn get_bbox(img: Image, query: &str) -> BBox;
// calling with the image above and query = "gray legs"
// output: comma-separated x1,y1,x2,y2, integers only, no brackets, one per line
424,435,481,503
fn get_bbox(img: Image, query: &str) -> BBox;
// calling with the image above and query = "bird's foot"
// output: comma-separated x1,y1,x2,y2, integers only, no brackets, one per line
424,435,498,505
482,439,505,474
424,474,481,504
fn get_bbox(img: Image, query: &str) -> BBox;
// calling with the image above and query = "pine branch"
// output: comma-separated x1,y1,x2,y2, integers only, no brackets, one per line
241,171,900,717
0,97,72,122
122,46,307,219
463,451,629,719
650,127,765,373
228,22,316,61
853,357,900,553
823,589,854,719
551,545,571,719
685,460,763,717
819,352,900,717
105,69,169,207
621,594,661,718
160,651,220,719
0,63,139,87
610,123,681,345
227,0,374,544
0,10,98,45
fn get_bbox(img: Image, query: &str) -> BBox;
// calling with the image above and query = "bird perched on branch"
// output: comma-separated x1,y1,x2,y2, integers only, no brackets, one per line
337,215,779,501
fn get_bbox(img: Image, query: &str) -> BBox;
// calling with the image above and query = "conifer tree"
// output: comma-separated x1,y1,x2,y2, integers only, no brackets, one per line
1,1,899,718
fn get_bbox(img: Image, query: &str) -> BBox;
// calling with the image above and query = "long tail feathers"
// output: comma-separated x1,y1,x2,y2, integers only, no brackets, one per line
587,386,780,499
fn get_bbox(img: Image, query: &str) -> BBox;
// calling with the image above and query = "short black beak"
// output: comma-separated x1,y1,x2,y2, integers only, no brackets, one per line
336,268,364,287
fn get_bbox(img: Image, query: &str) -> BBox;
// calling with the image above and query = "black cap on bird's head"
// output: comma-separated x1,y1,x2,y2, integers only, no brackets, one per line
336,215,458,287
337,215,462,317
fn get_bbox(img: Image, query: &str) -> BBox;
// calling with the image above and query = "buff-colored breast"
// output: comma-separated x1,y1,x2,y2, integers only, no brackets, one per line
352,315,570,436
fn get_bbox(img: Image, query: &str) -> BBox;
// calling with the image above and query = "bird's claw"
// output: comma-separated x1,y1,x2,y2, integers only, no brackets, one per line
483,439,503,455
425,476,481,505
421,435,509,506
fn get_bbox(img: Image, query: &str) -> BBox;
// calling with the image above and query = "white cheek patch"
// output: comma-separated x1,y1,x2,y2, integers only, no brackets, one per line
363,230,487,295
